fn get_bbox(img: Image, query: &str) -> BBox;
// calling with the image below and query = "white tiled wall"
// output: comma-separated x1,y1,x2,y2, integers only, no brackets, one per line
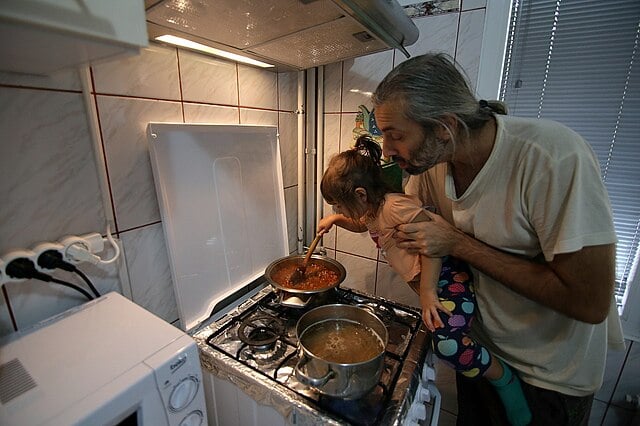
0,42,299,332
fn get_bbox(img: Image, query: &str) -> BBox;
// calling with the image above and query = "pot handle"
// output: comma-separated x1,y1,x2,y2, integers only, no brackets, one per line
295,356,335,387
355,303,381,319
279,292,310,308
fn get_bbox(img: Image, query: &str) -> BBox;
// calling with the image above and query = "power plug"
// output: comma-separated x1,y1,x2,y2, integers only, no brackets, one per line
32,242,67,272
0,249,51,283
59,233,104,264
1,250,36,283
0,229,118,284
78,232,105,253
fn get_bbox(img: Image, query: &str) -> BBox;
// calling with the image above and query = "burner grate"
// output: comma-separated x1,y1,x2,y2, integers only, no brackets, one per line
238,313,284,350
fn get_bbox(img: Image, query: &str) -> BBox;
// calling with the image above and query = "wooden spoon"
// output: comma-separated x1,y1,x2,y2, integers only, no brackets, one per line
289,232,323,285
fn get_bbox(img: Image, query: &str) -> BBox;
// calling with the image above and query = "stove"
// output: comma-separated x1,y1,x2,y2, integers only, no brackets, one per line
192,281,433,426
147,124,441,426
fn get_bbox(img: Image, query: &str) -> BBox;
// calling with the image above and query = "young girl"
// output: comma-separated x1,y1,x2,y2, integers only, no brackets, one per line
318,135,531,426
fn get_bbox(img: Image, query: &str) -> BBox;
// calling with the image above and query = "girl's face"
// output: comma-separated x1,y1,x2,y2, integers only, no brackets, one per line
329,188,370,220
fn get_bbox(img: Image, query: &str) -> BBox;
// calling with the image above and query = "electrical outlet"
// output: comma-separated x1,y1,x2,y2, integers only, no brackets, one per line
0,249,37,284
0,229,115,283
32,242,65,272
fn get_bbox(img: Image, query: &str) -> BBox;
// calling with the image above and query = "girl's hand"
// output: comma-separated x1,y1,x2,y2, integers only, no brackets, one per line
421,293,452,332
317,215,337,234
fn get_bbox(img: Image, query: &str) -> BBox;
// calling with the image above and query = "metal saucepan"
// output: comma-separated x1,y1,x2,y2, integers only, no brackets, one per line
294,304,388,399
264,254,346,308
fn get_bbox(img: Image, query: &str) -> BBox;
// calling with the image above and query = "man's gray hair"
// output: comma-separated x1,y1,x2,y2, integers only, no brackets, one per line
372,53,506,137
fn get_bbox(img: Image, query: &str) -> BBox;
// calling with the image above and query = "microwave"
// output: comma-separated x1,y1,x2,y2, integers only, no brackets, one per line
0,292,207,426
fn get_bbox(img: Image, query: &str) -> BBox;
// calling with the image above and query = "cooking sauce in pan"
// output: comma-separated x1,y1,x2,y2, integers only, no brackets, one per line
300,319,384,363
271,262,340,290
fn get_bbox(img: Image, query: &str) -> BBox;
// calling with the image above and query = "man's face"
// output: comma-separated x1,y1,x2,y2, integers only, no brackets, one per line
374,99,450,175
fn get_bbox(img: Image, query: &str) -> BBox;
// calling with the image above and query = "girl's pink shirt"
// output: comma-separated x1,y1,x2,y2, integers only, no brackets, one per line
365,193,424,282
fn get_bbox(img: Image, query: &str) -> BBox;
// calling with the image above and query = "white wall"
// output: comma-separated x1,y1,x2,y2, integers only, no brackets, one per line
0,44,300,334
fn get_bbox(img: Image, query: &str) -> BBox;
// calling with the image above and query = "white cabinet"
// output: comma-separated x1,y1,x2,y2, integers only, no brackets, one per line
0,0,148,75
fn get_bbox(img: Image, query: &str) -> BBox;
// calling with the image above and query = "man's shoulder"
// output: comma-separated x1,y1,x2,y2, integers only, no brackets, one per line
502,115,582,139
498,115,592,159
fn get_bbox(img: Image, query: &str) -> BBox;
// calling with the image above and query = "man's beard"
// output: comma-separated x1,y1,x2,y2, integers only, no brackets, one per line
393,136,447,175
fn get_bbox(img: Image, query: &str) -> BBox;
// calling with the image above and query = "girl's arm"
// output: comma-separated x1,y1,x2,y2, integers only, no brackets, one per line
419,256,451,332
318,214,368,234
410,210,451,331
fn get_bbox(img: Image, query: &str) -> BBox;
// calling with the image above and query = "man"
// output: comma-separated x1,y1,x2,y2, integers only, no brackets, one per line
371,53,623,425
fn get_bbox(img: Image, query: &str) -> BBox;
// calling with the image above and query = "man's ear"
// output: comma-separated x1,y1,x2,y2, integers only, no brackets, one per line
354,187,368,203
436,114,457,141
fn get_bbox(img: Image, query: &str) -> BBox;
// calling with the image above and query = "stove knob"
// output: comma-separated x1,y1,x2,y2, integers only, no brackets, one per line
421,364,436,384
418,386,432,403
169,375,200,412
408,401,427,422
179,410,204,426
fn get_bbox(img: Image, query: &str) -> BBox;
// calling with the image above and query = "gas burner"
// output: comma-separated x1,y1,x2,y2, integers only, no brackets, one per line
238,313,284,352
239,340,288,365
355,302,397,325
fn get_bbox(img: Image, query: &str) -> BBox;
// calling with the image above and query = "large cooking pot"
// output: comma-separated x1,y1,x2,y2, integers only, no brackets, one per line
295,304,388,399
264,254,346,308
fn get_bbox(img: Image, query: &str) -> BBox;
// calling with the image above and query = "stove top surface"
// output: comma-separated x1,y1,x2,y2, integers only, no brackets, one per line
193,282,430,426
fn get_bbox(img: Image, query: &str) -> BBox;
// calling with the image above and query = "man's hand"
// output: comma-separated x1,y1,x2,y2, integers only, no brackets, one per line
393,210,464,257
395,212,615,324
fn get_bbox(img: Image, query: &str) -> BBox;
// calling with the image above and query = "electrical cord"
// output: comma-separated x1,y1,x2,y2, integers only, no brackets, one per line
102,225,120,264
37,250,101,298
73,269,100,298
6,257,94,301
1,284,18,331
48,277,94,301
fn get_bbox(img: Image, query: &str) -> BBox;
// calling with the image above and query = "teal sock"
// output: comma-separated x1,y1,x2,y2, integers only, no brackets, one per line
488,359,532,426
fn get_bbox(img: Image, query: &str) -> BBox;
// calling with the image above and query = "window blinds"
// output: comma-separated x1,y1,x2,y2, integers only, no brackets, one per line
500,0,640,308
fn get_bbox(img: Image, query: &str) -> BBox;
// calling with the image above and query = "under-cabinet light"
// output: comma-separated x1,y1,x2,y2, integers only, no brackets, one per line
155,35,274,68
349,88,373,97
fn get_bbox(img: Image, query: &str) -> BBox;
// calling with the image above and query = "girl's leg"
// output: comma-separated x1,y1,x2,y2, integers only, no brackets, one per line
485,357,532,426
434,257,531,426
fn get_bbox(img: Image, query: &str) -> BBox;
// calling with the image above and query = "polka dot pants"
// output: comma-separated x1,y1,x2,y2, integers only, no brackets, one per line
431,256,491,378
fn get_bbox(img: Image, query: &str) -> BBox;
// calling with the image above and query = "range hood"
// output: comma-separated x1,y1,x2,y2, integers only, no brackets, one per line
144,0,419,71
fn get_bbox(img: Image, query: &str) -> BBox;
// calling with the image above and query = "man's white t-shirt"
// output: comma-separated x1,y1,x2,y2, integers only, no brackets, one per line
405,115,621,396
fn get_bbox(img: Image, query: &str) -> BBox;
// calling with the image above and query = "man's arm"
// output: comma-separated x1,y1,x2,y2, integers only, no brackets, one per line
394,213,615,324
